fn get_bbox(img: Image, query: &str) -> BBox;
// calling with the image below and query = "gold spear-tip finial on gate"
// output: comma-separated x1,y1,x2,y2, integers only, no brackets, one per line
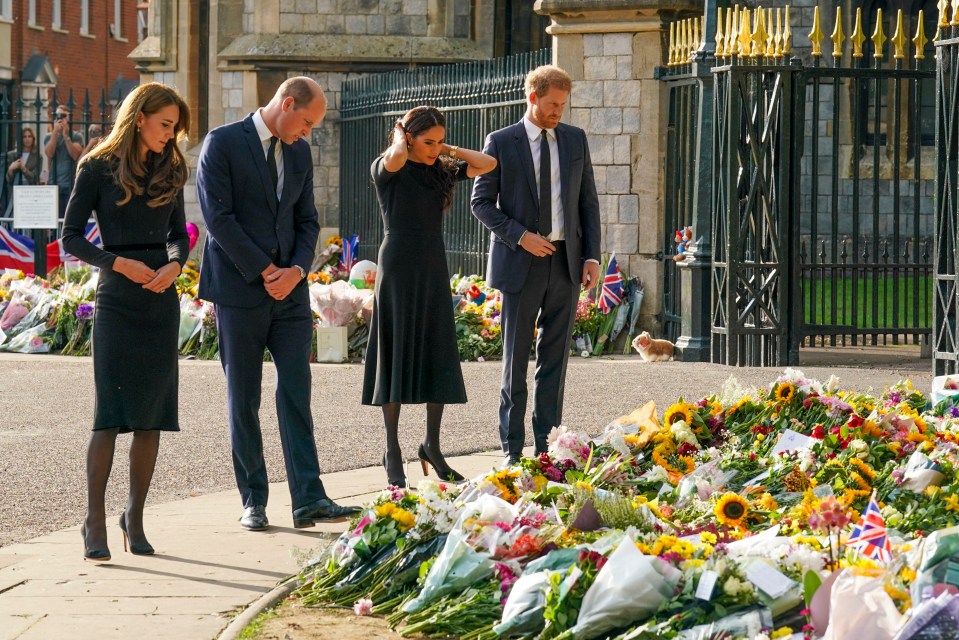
715,7,726,57
753,8,769,57
765,9,776,57
809,6,825,57
666,22,676,67
830,6,845,59
939,0,951,28
740,8,753,56
892,9,907,59
952,0,959,26
872,8,887,59
774,8,784,57
914,10,929,59
851,8,866,57
783,6,793,55
729,5,740,57
679,19,687,64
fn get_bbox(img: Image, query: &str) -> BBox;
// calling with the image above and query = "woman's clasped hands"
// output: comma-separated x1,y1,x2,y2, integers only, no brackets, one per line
113,257,180,293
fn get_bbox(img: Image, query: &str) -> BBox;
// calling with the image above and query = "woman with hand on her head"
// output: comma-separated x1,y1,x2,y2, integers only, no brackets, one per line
61,83,190,561
362,105,496,488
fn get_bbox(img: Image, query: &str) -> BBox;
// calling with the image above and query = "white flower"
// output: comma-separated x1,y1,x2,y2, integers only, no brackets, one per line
723,576,746,596
644,465,670,483
670,420,701,449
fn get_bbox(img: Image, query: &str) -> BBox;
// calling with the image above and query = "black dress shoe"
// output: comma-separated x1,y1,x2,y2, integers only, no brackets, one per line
292,498,362,528
501,453,522,468
240,505,269,531
81,524,111,562
418,444,465,482
119,511,155,555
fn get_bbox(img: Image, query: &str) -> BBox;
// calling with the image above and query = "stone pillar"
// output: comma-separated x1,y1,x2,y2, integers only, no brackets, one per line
536,0,700,335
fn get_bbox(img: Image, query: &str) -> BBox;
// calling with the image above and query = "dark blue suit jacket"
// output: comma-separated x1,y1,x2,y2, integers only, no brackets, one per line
471,120,601,294
197,115,319,308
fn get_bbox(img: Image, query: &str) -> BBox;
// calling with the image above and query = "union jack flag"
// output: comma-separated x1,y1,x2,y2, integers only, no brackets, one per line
340,233,359,271
598,253,623,315
48,222,102,270
0,226,35,272
845,495,893,562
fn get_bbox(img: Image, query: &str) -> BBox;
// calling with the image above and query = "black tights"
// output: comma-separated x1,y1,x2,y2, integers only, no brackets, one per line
381,402,452,479
84,429,160,550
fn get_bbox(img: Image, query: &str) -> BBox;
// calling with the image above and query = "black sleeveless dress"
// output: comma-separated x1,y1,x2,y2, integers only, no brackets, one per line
362,157,468,406
61,156,189,432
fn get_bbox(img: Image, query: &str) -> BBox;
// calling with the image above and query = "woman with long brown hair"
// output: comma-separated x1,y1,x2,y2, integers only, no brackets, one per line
362,106,495,487
62,82,190,561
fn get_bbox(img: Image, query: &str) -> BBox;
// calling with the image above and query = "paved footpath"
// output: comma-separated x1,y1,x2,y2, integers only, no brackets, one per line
0,452,507,640
0,346,931,639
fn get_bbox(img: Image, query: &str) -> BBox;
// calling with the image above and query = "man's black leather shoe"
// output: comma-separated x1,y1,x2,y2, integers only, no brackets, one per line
501,453,522,468
292,498,362,528
240,505,269,531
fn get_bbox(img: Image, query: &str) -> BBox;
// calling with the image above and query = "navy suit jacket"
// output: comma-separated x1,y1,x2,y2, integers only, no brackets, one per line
197,115,319,308
471,120,601,294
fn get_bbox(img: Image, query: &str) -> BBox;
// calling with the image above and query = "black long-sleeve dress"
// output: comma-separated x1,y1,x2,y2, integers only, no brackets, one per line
361,157,468,406
61,155,189,432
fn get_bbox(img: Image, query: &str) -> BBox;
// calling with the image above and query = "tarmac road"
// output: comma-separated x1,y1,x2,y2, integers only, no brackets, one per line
0,347,931,548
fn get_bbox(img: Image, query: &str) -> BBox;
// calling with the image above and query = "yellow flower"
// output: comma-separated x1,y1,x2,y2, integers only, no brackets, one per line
374,503,396,517
700,531,717,545
774,381,796,403
664,402,694,427
945,494,959,512
771,628,794,639
326,235,342,247
756,493,779,511
714,493,750,529
849,458,877,482
574,481,594,492
900,567,917,582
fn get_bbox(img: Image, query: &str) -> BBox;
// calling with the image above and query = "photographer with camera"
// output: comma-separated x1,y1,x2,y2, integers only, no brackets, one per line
44,106,84,217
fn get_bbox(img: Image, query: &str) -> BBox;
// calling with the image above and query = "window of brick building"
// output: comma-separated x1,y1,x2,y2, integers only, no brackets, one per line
28,0,37,26
0,0,11,20
81,0,90,34
112,0,122,38
52,0,61,30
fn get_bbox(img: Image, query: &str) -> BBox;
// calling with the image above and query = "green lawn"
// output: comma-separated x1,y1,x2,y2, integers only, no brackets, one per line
802,274,931,328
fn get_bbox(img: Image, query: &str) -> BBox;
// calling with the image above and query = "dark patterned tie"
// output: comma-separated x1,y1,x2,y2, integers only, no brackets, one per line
539,128,552,238
267,136,279,200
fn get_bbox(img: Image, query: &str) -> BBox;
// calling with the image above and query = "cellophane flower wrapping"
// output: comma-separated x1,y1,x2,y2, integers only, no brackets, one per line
893,592,959,640
494,570,552,638
821,569,904,640
570,538,680,639
309,280,372,327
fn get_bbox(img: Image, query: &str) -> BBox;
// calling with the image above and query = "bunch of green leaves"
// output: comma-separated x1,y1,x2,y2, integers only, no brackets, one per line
393,578,504,638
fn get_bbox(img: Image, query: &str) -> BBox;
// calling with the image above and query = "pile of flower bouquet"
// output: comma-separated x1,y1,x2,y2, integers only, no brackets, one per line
293,370,959,640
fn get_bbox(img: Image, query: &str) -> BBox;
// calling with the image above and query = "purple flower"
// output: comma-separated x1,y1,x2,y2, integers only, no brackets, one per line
75,303,94,320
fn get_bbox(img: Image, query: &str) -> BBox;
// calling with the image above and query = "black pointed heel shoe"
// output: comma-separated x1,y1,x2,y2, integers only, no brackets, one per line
417,444,465,482
119,512,155,556
81,524,111,562
383,453,407,488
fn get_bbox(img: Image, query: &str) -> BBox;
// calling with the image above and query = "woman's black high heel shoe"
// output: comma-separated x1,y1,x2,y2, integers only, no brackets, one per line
382,454,407,489
119,512,155,556
81,524,111,562
418,444,465,482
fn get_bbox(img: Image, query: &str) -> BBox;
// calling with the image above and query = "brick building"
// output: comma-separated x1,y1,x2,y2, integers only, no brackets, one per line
0,0,145,117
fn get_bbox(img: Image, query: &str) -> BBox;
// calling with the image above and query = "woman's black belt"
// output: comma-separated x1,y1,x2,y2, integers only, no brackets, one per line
103,243,167,251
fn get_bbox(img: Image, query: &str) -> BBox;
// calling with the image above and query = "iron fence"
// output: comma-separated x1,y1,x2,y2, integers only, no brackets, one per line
1,88,116,224
665,5,936,365
339,48,551,277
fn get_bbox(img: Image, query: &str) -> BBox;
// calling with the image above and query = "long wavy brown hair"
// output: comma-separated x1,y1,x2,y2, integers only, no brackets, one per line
85,83,190,207
396,106,456,210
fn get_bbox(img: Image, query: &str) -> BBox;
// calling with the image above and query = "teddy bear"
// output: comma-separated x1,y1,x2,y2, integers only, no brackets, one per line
673,226,693,262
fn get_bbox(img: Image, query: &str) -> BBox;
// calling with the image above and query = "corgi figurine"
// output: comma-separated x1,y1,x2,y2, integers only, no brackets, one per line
631,331,675,362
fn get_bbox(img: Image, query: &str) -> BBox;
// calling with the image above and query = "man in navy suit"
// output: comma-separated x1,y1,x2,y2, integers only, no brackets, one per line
471,65,602,466
197,77,359,531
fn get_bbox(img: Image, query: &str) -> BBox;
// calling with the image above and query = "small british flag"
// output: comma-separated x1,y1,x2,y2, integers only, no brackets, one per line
0,225,35,272
598,254,623,315
845,494,893,562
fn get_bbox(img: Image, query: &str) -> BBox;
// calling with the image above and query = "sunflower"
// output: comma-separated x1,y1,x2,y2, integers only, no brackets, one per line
664,402,694,427
714,493,750,529
774,381,796,404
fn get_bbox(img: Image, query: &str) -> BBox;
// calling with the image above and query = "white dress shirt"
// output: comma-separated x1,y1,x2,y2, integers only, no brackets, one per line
523,116,564,241
252,109,284,201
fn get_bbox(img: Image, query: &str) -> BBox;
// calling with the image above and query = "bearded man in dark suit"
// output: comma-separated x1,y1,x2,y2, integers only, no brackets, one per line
471,65,602,466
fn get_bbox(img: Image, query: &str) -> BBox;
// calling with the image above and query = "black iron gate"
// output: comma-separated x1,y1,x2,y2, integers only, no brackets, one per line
934,12,959,374
664,5,935,365
339,49,551,276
